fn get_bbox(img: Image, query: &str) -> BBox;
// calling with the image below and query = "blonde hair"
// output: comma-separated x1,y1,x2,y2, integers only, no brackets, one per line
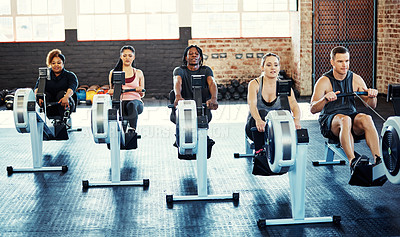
46,49,64,67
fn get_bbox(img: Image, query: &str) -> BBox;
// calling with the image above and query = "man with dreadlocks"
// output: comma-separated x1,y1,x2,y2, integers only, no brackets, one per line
170,45,218,158
170,45,218,123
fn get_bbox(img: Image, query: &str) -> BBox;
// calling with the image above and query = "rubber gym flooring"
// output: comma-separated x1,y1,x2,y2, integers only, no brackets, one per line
0,96,399,236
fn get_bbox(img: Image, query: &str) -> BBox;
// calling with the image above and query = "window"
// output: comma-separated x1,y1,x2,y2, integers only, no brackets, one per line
0,0,64,42
78,0,178,40
192,0,296,38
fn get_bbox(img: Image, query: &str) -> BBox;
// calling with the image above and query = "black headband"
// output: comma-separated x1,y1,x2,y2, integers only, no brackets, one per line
58,53,65,63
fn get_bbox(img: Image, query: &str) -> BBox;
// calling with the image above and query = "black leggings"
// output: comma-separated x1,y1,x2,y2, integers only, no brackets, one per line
45,91,75,119
245,110,268,151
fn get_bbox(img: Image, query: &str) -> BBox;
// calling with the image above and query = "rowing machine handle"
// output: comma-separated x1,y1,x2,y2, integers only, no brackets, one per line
168,102,208,109
122,88,146,93
336,91,368,97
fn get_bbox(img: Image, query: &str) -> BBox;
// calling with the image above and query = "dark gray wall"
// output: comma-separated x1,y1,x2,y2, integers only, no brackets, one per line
0,27,192,99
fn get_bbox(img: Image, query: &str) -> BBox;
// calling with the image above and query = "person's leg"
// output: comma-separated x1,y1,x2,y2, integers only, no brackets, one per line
246,115,266,151
352,113,380,163
330,114,355,162
169,90,177,124
125,100,143,130
55,90,73,116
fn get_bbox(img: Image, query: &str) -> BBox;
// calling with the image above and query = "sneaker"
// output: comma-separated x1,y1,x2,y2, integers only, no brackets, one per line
127,127,136,133
374,155,382,165
207,137,215,159
350,155,370,173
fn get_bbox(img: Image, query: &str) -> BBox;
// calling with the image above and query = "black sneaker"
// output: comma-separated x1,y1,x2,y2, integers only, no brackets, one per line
207,137,215,159
374,155,382,165
350,155,370,173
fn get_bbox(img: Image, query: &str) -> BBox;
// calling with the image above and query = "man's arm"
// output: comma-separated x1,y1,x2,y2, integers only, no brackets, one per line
310,76,339,114
353,74,378,109
206,75,218,110
173,75,183,107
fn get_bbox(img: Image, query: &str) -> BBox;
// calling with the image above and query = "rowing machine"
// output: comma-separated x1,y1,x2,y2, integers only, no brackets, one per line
82,71,148,188
166,75,239,204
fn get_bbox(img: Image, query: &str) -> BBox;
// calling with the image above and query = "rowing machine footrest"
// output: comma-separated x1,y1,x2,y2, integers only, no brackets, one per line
124,131,138,150
349,163,387,187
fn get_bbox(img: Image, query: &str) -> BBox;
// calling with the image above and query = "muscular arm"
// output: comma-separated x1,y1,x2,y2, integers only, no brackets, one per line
206,75,218,110
310,76,339,114
353,74,377,109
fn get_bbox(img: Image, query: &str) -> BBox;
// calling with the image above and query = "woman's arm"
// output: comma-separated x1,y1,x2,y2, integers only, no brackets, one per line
136,69,145,97
247,78,265,132
288,89,301,129
108,70,114,95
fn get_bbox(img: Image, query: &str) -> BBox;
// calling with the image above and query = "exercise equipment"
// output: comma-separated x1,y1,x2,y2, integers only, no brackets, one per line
254,80,338,227
96,85,109,95
233,136,255,158
387,84,400,116
234,80,293,159
5,92,14,110
82,71,148,189
312,89,400,187
85,85,99,105
0,89,8,106
257,110,339,227
166,75,239,204
76,85,88,105
7,67,70,174
312,92,368,166
349,85,400,186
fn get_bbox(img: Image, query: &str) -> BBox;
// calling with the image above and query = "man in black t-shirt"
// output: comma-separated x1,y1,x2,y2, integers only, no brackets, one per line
170,45,218,123
170,45,218,158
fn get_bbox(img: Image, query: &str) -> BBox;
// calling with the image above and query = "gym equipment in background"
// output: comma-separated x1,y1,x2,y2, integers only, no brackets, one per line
76,85,88,105
85,85,99,105
82,71,148,189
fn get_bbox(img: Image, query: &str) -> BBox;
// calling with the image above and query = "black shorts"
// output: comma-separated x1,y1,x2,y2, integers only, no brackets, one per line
319,112,365,141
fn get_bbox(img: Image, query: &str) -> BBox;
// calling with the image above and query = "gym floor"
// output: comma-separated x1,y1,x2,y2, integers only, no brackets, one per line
0,96,399,236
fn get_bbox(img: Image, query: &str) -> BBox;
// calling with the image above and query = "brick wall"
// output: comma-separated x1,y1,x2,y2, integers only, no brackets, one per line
376,0,400,93
299,0,313,96
189,38,294,85
0,28,192,99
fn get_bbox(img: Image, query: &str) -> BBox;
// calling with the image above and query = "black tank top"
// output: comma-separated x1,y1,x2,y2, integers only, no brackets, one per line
320,69,357,117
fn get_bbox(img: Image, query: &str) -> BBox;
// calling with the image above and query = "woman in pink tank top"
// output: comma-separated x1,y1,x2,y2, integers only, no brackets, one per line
108,45,145,132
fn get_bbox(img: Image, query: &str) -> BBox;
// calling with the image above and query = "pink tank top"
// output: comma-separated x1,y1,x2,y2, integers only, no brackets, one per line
121,72,142,102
